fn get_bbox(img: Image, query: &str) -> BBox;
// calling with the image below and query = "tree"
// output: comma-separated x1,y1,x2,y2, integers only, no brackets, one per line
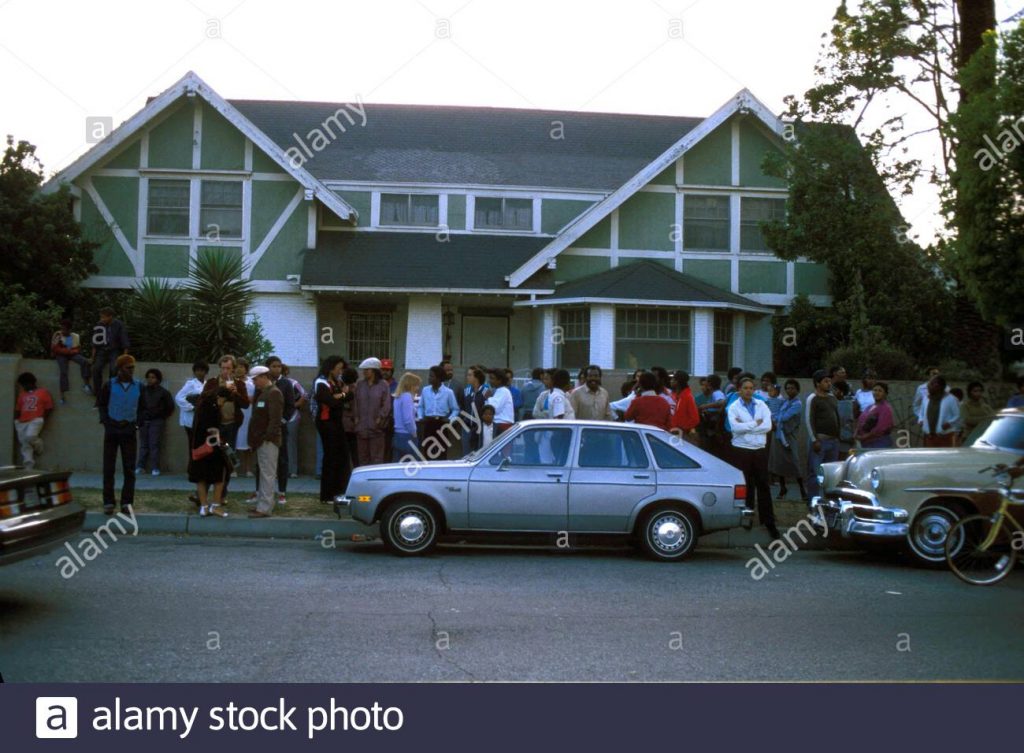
0,137,97,326
945,21,1024,325
181,249,273,363
763,123,955,365
126,278,189,362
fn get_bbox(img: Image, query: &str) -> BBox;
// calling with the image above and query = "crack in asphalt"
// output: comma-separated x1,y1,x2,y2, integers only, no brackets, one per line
427,610,479,681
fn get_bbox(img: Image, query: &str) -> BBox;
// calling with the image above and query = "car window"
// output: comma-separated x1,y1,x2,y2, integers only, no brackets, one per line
972,415,1024,452
488,427,573,467
647,435,701,469
578,429,649,469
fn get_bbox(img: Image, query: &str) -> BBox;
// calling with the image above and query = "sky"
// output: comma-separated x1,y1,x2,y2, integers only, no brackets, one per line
2,0,1020,244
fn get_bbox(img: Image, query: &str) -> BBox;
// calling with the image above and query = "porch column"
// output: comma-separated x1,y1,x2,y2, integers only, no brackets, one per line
540,308,556,368
692,308,713,376
732,313,746,370
589,304,615,370
405,294,443,369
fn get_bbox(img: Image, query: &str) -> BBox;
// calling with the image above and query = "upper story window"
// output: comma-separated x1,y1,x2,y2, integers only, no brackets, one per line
740,197,785,252
146,178,243,239
147,179,190,237
380,193,439,227
200,180,243,239
474,196,532,231
683,194,730,251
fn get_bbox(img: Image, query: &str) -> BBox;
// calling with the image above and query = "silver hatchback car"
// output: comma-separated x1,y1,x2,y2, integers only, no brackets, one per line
335,420,752,561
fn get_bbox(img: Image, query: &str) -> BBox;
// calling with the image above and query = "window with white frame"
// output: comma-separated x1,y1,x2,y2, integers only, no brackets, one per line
147,179,190,237
200,180,243,239
380,193,440,227
683,194,730,251
713,311,733,373
557,307,590,370
615,308,691,370
474,197,532,230
740,197,785,252
347,313,392,364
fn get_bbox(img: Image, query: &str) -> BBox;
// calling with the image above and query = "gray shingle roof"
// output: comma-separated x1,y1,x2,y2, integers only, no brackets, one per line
301,232,553,291
538,260,770,311
231,100,702,190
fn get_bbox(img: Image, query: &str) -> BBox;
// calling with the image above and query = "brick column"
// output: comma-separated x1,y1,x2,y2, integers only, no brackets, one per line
692,309,713,376
732,312,746,369
589,304,615,370
405,295,443,369
540,308,555,368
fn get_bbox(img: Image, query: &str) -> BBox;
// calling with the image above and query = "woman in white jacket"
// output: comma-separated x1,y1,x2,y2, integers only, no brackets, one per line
727,377,779,540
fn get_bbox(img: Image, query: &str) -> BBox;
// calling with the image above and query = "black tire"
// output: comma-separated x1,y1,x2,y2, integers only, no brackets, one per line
380,500,439,556
907,503,965,568
638,505,699,562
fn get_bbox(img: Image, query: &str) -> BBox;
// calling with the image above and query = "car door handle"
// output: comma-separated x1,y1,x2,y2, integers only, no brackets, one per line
547,472,563,479
633,474,651,479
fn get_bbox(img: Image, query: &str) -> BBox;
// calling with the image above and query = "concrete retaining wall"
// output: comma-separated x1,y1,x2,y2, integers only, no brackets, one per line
3,355,1018,473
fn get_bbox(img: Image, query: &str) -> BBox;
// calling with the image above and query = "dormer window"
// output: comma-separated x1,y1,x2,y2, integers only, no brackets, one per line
380,193,439,226
474,197,532,230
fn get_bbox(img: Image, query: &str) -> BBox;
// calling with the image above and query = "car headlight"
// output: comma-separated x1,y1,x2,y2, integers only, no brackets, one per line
870,468,881,491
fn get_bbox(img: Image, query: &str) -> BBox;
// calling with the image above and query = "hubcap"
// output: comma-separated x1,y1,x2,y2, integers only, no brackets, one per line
911,510,957,559
396,511,429,545
651,514,688,553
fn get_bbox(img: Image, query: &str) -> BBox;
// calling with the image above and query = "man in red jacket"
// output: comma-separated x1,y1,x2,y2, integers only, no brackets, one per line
670,370,700,444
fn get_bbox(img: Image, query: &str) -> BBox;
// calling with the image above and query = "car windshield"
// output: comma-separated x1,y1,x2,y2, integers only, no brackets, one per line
972,415,1024,452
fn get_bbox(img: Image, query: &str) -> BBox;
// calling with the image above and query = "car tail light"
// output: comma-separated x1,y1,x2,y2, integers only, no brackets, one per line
47,480,73,506
734,484,747,503
0,489,14,504
0,501,23,518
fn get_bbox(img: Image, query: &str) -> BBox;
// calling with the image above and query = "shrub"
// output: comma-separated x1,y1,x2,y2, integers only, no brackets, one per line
823,342,918,381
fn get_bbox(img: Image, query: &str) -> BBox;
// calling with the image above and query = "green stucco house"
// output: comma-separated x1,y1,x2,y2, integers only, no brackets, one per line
43,71,831,372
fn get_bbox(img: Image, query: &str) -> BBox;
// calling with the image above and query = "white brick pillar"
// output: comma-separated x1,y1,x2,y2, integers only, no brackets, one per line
250,292,320,366
732,312,746,369
589,304,615,370
692,308,713,376
404,295,443,369
540,308,556,368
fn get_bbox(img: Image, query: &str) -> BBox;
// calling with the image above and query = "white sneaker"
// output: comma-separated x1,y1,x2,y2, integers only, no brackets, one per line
151,469,160,476
277,494,286,506
134,467,144,475
245,494,258,505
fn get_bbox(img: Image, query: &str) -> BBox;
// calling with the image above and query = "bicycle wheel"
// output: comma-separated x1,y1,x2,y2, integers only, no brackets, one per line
945,513,1018,586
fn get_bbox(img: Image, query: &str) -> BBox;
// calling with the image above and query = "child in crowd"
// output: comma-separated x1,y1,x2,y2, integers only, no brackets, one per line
15,372,54,469
477,404,497,451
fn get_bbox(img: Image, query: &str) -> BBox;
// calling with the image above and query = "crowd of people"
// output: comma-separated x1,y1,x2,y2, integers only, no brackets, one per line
13,306,1024,528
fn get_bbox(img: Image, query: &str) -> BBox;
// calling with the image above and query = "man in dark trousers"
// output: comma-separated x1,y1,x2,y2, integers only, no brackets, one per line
90,307,131,397
247,366,283,519
264,355,295,505
96,354,143,515
804,369,841,500
136,368,175,476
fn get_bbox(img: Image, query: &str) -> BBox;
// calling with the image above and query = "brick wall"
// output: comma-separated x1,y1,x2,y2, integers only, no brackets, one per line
250,292,319,367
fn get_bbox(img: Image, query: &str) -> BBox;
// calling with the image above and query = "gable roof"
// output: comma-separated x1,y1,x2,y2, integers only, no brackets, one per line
516,260,772,314
41,71,358,223
302,232,553,293
231,100,703,191
507,89,786,288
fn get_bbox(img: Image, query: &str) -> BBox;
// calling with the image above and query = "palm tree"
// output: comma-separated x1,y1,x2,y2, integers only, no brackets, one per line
182,249,256,363
126,277,187,362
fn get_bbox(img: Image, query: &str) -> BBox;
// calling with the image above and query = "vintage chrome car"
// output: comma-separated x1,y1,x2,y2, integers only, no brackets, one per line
0,467,85,566
809,408,1024,566
336,420,752,560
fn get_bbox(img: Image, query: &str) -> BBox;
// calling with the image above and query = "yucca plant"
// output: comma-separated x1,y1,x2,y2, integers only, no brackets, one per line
182,249,256,363
126,277,188,362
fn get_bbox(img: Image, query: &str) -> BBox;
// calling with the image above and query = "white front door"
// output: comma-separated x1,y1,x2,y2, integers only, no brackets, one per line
461,316,508,368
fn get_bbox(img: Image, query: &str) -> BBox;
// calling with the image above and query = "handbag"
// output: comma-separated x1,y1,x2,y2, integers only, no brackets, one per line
219,442,240,470
191,442,214,461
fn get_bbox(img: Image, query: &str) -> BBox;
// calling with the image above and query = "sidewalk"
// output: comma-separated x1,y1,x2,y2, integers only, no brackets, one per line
73,471,852,550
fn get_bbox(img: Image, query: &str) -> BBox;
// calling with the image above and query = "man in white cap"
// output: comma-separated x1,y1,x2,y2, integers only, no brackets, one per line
246,365,283,518
353,357,392,465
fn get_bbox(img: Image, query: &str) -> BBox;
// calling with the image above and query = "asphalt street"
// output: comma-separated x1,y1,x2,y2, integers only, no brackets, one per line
2,534,1022,682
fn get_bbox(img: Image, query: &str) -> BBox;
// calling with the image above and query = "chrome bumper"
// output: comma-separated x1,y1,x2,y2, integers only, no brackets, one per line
333,495,354,519
740,508,754,530
809,489,908,541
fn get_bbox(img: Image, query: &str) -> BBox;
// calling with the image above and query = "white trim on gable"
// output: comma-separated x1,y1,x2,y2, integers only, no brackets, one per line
247,187,305,276
81,176,142,277
506,89,786,288
41,71,358,224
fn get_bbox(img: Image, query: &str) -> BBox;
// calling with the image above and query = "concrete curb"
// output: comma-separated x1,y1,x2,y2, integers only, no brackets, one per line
83,512,376,540
83,512,857,550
